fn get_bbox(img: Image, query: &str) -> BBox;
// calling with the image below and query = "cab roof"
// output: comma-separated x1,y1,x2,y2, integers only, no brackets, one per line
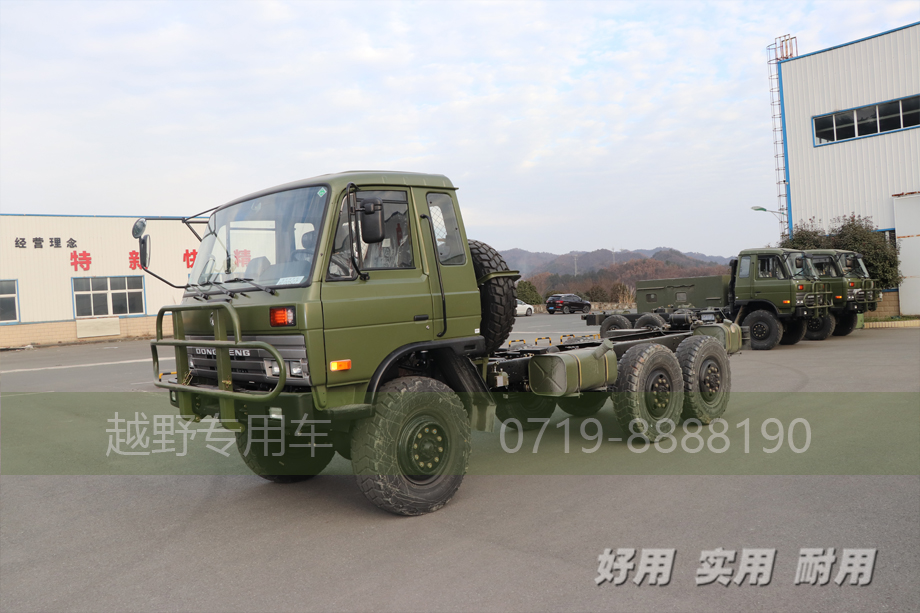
737,247,803,256
219,171,456,210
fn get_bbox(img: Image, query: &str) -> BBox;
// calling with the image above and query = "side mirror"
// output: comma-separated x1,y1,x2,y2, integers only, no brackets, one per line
132,218,147,239
358,198,385,244
139,235,151,269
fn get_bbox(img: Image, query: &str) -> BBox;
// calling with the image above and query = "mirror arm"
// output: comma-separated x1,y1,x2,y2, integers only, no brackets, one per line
420,214,447,338
139,265,190,290
344,182,369,281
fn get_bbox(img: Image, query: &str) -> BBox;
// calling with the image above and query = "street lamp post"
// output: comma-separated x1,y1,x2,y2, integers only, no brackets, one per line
751,206,788,240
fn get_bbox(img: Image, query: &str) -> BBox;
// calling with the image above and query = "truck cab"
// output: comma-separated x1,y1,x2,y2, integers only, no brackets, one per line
807,248,880,336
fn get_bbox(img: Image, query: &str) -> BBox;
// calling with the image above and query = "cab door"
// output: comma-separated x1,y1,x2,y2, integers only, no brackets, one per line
320,188,434,387
752,254,791,310
412,189,481,340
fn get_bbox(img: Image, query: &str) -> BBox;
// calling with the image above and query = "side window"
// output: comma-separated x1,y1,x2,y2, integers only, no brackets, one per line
757,256,785,279
675,292,688,302
738,256,750,278
0,280,19,322
426,193,466,266
646,293,657,303
327,190,414,279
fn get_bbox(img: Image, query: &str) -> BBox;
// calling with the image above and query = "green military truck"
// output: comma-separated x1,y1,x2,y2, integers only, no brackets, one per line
587,248,831,351
133,171,744,516
806,249,880,339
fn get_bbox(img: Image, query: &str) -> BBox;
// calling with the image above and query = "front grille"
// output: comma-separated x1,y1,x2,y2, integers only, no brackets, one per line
186,334,310,386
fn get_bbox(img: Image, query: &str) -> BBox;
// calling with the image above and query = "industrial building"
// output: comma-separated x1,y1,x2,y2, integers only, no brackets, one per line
0,215,198,348
775,22,920,315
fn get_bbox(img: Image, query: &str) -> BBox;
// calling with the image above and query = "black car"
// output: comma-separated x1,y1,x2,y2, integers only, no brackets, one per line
546,293,591,314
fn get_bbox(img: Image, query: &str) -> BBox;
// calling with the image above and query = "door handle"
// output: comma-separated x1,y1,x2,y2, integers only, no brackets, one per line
414,314,429,321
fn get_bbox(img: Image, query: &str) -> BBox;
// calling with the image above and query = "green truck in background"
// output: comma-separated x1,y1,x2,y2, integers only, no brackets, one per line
587,248,831,351
806,249,880,338
132,171,745,516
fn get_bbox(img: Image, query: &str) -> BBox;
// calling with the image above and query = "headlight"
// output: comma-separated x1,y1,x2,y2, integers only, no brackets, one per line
188,357,195,369
847,289,856,300
268,361,281,376
796,292,805,305
290,361,303,376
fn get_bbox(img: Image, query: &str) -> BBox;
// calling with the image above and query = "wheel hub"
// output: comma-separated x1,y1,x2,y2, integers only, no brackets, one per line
644,370,672,418
752,322,769,339
398,416,448,482
699,360,722,402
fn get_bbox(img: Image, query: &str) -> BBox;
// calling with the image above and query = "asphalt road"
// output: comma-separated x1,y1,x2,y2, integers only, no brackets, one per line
1,317,918,612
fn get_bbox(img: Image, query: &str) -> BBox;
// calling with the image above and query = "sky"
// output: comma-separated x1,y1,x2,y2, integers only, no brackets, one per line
1,1,917,257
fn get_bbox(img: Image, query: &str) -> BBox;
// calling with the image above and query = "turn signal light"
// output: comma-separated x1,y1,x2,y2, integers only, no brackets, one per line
270,306,295,327
782,300,790,304
836,295,843,300
330,359,352,371
797,284,804,290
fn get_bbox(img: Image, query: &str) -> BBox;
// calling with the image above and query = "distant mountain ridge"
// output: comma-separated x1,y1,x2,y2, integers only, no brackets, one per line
502,247,731,277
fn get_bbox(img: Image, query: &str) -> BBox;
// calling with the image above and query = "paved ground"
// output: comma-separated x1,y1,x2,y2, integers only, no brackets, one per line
1,318,918,612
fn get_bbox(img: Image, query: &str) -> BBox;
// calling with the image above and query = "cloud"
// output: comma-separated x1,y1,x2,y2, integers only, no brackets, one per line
1,0,916,255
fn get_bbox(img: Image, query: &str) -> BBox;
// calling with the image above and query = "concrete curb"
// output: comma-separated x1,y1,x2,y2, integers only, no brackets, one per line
863,320,920,328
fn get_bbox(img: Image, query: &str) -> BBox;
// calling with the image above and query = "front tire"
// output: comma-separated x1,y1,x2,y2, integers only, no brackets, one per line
779,318,807,345
496,393,556,430
805,314,836,341
832,311,858,336
676,336,730,424
742,310,783,350
236,426,334,483
612,343,683,441
351,376,470,516
557,391,608,417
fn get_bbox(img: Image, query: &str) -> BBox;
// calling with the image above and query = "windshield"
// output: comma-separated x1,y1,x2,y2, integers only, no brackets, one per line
811,256,841,278
783,252,817,279
189,186,328,288
836,253,869,278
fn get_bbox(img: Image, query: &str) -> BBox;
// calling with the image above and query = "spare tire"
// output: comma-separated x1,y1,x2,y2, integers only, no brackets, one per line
468,240,516,354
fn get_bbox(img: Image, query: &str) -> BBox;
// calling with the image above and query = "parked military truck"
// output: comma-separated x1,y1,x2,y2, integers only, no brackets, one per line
586,248,831,351
133,171,744,516
806,249,880,338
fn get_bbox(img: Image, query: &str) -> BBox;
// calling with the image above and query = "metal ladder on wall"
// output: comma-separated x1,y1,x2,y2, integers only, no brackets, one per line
767,35,797,239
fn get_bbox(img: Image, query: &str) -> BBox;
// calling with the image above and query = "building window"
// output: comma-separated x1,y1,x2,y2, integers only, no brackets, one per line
814,95,919,145
646,293,657,303
0,280,18,322
73,276,144,318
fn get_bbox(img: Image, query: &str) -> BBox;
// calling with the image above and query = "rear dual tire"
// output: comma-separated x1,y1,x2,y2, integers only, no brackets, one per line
600,314,632,338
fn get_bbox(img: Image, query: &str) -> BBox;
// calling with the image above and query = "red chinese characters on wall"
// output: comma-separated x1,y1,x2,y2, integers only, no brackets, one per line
183,249,197,269
233,249,251,268
70,250,92,271
128,251,140,270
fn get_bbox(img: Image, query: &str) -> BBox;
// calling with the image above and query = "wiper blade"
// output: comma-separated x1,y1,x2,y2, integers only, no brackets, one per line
229,278,276,295
202,280,246,298
184,284,209,301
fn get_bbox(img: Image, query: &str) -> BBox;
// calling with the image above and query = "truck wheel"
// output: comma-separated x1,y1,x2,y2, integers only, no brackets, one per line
611,343,683,442
676,336,731,424
742,310,783,350
235,428,334,483
634,313,666,329
496,393,556,430
557,391,608,417
600,314,632,338
779,318,807,345
468,240,515,354
804,314,836,341
351,376,470,516
832,311,858,336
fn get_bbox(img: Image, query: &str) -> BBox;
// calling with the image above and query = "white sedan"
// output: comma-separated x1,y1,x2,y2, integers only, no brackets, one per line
515,299,534,316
